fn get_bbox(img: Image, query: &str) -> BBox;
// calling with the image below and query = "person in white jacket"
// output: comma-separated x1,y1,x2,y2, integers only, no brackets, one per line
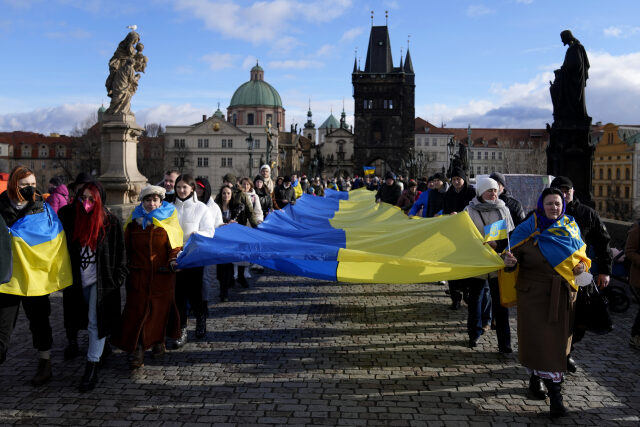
172,174,215,347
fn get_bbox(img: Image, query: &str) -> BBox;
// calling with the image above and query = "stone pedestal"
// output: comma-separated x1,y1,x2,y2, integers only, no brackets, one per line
546,121,594,206
99,113,148,219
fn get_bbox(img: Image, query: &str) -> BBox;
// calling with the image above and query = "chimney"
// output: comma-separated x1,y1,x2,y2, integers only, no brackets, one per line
202,114,207,122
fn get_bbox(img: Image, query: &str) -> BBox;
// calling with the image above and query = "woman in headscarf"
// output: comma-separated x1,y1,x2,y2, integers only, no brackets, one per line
112,185,183,369
59,182,127,391
463,177,514,352
172,175,215,347
503,187,590,418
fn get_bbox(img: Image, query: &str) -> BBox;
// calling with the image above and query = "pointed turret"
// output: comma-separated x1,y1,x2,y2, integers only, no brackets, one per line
353,56,358,73
403,48,414,74
364,26,394,73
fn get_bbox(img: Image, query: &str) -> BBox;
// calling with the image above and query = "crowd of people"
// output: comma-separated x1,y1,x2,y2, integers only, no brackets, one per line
0,162,636,420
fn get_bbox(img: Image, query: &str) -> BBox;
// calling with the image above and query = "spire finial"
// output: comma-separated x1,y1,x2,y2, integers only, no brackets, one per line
342,98,345,112
385,10,388,25
308,97,311,110
217,101,220,109
370,10,374,26
408,34,411,49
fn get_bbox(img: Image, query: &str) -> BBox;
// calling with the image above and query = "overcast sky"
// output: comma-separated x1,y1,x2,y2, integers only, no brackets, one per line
1,0,640,135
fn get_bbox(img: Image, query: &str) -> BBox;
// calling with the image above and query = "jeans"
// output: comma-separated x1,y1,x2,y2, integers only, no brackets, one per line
83,284,105,363
467,279,492,340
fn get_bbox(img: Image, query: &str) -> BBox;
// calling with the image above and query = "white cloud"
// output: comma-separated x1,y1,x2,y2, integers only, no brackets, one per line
340,27,363,43
268,59,323,69
0,104,99,135
384,1,400,9
174,0,352,44
418,50,640,128
603,25,640,38
315,44,333,57
202,52,238,70
466,5,494,17
515,0,534,4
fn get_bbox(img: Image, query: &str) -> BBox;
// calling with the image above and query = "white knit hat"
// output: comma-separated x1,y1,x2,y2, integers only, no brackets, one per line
475,177,499,197
139,185,166,200
260,164,270,172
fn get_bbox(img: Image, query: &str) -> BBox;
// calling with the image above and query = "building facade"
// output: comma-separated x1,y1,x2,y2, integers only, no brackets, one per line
591,123,640,220
352,25,415,175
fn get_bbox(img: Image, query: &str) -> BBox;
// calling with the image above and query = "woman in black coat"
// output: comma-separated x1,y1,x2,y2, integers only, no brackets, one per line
59,181,127,392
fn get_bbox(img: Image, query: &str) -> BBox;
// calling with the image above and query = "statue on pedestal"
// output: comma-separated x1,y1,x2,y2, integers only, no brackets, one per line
549,30,591,126
105,31,147,115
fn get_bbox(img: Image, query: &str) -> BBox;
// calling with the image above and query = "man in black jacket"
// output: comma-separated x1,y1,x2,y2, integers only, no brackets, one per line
490,172,525,226
274,175,296,208
551,176,613,372
375,172,402,205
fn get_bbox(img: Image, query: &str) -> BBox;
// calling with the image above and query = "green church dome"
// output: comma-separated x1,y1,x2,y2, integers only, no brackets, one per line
229,80,282,108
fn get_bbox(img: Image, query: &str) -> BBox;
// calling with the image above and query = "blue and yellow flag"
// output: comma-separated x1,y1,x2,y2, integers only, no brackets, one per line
484,219,508,243
1,203,72,296
125,201,183,249
510,213,590,289
363,166,375,176
178,188,504,283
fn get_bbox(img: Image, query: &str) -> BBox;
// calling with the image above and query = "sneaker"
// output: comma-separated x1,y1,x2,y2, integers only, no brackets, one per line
630,335,640,349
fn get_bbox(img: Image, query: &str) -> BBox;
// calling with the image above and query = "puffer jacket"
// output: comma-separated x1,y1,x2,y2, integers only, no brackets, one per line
173,195,215,243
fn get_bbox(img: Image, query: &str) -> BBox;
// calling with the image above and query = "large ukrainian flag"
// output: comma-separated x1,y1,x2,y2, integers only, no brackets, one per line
178,188,504,283
1,203,72,296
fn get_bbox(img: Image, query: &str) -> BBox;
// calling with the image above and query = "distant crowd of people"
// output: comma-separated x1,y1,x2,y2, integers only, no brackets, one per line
1,162,639,420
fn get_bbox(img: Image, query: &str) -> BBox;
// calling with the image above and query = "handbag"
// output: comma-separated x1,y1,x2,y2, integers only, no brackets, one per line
574,281,613,335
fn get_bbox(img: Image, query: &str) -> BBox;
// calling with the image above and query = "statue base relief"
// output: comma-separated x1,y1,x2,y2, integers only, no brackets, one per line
99,112,148,216
546,118,594,207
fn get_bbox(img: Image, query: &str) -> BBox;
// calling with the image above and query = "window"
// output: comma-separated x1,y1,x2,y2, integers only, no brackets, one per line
228,139,233,148
198,139,203,148
221,158,226,167
498,152,503,160
247,113,254,125
363,99,373,109
484,152,488,160
227,157,232,167
204,139,209,148
599,185,603,196
42,161,46,169
254,139,260,149
599,169,603,179
432,139,437,146
625,186,630,198
383,99,393,109
204,157,208,167
56,145,65,157
173,138,185,148
491,152,496,160
222,139,227,148
22,145,32,157
417,140,421,147
197,157,203,167
626,168,630,180
477,166,481,174
484,166,488,174
39,145,48,157
608,169,611,179
616,168,620,179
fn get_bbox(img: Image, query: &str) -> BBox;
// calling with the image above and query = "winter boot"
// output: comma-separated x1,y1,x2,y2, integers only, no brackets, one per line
543,378,569,418
64,330,79,360
31,358,52,386
79,361,99,392
528,374,547,400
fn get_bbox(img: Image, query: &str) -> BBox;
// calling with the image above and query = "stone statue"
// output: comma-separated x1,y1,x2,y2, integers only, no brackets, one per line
549,30,591,124
105,31,147,115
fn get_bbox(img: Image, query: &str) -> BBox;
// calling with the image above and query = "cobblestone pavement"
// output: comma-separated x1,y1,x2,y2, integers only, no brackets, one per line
1,270,639,426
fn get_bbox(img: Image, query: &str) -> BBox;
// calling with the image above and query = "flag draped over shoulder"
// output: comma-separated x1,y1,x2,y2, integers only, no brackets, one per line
178,188,505,284
0,203,72,296
125,201,183,249
510,213,590,290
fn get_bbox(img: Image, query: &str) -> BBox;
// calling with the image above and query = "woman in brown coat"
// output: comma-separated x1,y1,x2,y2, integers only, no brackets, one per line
504,188,589,418
112,185,183,369
624,221,640,348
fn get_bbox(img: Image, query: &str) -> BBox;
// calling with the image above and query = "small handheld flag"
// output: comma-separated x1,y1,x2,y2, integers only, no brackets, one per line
484,219,508,244
363,166,375,176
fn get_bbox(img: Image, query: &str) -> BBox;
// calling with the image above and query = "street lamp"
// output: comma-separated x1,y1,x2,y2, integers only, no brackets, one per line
417,150,424,178
447,137,455,177
265,121,274,165
245,132,254,177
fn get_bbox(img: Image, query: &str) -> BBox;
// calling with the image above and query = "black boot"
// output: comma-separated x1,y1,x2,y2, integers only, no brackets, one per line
31,358,52,386
195,314,207,339
543,379,569,418
79,361,99,392
64,330,79,361
528,374,547,400
99,341,112,366
566,354,577,373
237,266,249,288
173,327,188,349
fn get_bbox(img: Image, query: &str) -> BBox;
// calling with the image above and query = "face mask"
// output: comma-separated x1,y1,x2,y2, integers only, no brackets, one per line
83,200,95,213
19,186,35,201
